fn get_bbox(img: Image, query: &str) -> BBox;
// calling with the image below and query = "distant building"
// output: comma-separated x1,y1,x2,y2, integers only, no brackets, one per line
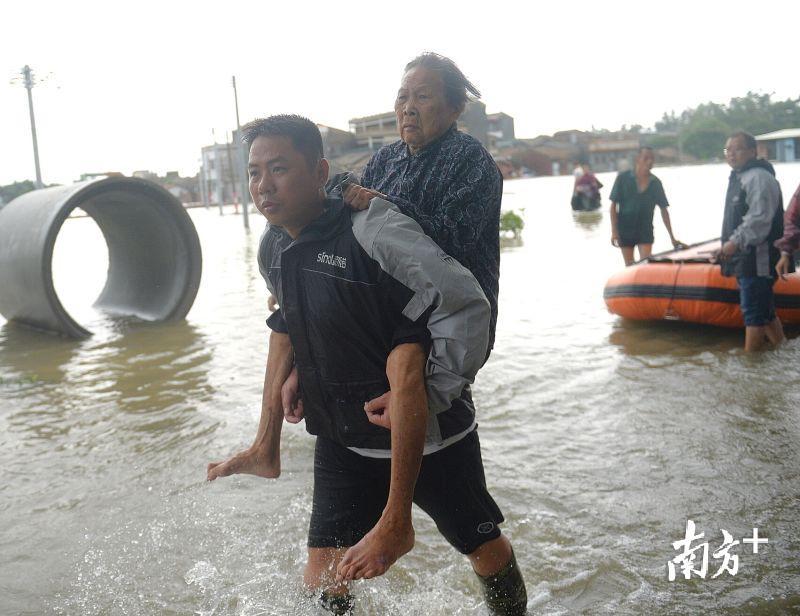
349,99,494,151
755,128,800,162
487,113,515,149
587,138,641,172
199,140,247,207
319,124,357,158
349,112,398,150
553,130,592,146
78,171,124,181
457,100,489,146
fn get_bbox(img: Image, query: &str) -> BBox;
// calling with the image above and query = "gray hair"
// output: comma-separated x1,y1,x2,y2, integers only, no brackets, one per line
404,53,480,112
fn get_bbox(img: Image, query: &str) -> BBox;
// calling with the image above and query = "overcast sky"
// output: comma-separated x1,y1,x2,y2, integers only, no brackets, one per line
1,0,798,186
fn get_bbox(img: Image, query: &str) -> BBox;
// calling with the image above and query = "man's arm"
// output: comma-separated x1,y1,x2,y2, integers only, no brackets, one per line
354,198,490,416
610,201,620,246
608,173,623,247
206,331,294,481
336,342,427,581
729,171,781,250
659,207,683,246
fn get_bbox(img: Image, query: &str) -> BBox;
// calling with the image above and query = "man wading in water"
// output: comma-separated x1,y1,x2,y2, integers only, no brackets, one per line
609,146,683,266
206,116,527,615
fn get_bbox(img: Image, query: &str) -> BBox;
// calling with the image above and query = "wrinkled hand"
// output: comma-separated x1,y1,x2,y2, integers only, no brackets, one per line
207,447,280,481
268,295,278,312
342,183,385,211
281,365,304,423
364,391,392,430
776,253,792,280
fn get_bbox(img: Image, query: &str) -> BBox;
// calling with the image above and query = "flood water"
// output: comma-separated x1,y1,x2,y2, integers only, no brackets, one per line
1,163,800,615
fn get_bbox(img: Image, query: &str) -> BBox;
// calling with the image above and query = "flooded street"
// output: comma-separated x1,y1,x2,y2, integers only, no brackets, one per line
1,163,800,615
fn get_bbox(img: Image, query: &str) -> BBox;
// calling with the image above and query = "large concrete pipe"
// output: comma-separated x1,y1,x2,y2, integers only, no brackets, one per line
0,176,202,338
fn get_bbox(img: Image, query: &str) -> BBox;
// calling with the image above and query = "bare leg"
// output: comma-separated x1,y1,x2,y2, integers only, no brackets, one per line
337,344,426,583
468,534,513,576
637,243,653,260
744,326,767,352
469,535,527,616
305,548,353,613
620,247,635,266
765,316,785,347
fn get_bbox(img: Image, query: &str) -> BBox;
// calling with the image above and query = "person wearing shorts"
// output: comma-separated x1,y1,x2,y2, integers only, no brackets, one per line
207,115,527,615
714,131,785,351
609,146,683,266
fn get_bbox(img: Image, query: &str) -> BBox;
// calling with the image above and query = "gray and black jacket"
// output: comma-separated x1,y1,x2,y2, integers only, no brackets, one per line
257,196,490,453
721,158,784,278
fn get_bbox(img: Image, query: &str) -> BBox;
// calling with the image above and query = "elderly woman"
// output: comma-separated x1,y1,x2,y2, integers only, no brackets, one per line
342,52,503,357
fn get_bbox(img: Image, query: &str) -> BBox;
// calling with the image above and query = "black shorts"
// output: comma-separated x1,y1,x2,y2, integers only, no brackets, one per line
618,227,654,247
308,429,504,555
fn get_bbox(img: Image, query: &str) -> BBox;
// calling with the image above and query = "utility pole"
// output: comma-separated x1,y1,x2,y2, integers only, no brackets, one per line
232,76,250,230
21,65,43,189
224,132,239,214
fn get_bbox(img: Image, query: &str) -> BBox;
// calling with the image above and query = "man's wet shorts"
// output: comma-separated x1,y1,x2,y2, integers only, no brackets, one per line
618,225,654,248
308,428,504,555
737,275,776,326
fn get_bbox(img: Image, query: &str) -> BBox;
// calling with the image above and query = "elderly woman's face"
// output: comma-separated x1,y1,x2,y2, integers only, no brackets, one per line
394,66,460,154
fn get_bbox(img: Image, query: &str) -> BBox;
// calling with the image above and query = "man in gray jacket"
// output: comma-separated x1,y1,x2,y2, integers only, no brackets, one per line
207,115,527,615
715,131,785,351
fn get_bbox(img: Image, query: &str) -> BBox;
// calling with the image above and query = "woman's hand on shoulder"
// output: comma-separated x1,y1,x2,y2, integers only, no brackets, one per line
342,183,385,211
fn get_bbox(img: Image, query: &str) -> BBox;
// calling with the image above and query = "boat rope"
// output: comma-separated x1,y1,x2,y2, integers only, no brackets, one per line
664,261,683,320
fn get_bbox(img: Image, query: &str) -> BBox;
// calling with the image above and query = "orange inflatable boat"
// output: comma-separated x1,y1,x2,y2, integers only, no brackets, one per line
604,239,800,327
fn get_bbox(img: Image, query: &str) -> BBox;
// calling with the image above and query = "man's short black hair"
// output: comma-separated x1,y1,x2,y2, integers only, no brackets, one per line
729,131,757,151
241,114,324,169
404,52,480,112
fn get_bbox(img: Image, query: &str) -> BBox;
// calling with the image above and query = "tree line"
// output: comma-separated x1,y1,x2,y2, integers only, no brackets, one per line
648,91,800,160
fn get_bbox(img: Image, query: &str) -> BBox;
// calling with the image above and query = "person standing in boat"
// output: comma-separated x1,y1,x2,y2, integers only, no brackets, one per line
609,146,683,265
775,181,800,279
714,131,786,351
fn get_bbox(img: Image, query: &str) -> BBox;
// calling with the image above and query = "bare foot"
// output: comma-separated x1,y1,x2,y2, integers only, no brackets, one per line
335,517,414,582
206,448,280,481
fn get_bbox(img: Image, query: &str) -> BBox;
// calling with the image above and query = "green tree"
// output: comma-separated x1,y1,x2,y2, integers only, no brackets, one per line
681,116,731,159
0,180,36,205
653,91,800,160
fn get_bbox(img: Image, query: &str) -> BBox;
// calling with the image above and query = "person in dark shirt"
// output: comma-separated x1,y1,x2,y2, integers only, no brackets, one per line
208,115,527,616
283,54,503,448
609,146,683,265
340,53,503,356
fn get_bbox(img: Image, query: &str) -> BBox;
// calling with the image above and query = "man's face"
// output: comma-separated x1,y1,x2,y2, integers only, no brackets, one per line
636,149,655,173
724,136,755,171
248,135,328,235
394,66,460,153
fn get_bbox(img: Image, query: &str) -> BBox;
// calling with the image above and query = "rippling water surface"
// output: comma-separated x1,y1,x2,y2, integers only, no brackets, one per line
1,163,800,615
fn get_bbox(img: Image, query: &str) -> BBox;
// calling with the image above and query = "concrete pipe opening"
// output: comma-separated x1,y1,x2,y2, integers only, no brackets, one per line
0,177,202,338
